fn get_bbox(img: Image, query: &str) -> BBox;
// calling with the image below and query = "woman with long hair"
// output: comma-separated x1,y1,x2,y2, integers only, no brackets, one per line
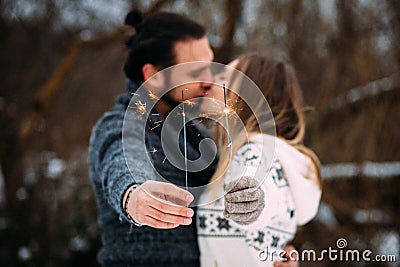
197,53,322,267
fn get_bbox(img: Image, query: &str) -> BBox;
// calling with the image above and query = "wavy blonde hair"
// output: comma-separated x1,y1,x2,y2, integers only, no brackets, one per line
211,53,322,188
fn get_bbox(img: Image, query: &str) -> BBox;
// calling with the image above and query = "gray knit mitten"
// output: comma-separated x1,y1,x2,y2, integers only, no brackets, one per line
223,176,265,225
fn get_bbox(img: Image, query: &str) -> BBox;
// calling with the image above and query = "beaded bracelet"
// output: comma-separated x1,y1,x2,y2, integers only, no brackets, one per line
123,184,143,227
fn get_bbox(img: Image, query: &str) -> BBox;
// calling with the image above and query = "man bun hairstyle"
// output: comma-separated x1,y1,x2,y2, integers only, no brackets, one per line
124,10,206,84
124,10,143,28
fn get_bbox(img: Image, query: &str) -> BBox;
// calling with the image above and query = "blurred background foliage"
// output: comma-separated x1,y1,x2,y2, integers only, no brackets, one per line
0,0,399,266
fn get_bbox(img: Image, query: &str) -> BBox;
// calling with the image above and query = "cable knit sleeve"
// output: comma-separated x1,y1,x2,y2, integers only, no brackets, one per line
88,96,153,222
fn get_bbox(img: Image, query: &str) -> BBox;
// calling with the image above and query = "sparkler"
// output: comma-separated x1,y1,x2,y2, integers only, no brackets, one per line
147,90,159,100
128,99,155,124
147,147,157,154
128,100,147,115
150,124,161,131
181,89,189,193
185,100,196,107
150,120,163,131
223,84,232,159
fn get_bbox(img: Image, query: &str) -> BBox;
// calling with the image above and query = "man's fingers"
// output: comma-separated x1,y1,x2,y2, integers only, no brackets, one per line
127,182,193,229
146,205,192,225
147,195,194,218
141,216,180,229
143,181,194,206
131,191,193,227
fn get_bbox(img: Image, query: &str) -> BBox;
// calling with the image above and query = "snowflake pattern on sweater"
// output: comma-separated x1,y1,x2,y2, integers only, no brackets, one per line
197,141,297,266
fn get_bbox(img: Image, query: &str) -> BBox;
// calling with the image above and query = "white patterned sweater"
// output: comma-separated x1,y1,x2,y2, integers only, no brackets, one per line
197,134,321,267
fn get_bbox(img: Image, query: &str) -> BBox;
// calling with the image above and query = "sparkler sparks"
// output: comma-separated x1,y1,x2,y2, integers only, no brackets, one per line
150,120,162,131
129,100,147,116
150,124,161,131
184,99,196,107
147,147,157,154
148,90,159,100
128,100,153,123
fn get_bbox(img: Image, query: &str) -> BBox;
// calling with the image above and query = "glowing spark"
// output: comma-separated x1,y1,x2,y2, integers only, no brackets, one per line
148,90,159,100
184,100,196,107
150,124,161,131
128,100,153,123
147,147,157,154
223,106,236,118
162,156,167,164
130,100,147,115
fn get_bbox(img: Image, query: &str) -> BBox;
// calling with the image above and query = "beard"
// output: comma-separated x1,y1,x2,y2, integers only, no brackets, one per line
161,88,204,116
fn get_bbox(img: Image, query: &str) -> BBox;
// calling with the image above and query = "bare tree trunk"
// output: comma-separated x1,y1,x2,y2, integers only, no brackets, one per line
1,130,25,263
129,0,174,18
386,0,400,69
215,0,242,63
145,0,174,17
330,0,358,92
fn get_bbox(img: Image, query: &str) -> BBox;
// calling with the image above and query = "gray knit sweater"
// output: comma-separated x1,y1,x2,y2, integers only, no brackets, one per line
88,84,218,267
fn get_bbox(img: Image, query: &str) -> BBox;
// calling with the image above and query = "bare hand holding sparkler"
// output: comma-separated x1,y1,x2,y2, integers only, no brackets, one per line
123,181,195,229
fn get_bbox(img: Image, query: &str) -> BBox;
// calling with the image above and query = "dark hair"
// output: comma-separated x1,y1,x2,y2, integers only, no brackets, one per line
123,10,206,84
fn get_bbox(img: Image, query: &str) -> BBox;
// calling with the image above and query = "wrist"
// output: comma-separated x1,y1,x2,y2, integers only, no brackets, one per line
122,184,142,227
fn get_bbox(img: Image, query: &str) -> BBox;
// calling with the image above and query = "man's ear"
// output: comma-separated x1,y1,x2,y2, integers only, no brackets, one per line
142,63,164,89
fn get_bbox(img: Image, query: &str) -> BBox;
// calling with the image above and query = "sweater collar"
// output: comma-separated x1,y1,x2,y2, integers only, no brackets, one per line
126,78,139,94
